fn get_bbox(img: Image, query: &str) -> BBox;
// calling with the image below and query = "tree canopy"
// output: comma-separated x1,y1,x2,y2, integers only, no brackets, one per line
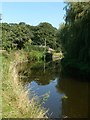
57,2,90,77
2,22,58,51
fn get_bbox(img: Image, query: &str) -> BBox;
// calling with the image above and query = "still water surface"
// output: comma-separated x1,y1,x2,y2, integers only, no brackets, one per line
18,60,88,118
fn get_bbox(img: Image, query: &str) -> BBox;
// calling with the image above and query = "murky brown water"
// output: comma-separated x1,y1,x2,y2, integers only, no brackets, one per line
18,60,89,118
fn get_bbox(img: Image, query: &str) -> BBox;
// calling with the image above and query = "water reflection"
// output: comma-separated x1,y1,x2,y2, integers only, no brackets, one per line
18,61,61,85
56,77,88,118
18,60,89,118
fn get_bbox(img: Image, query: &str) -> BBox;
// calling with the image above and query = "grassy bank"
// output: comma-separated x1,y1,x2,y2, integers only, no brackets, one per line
2,50,48,118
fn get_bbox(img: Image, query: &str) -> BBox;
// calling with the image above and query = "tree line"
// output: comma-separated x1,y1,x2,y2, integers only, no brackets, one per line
2,22,59,51
57,2,90,77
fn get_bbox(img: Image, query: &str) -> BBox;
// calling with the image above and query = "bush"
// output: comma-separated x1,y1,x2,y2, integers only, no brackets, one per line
28,50,44,61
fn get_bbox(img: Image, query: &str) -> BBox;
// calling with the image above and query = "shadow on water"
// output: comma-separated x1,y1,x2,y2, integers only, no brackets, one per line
56,77,88,118
18,60,89,118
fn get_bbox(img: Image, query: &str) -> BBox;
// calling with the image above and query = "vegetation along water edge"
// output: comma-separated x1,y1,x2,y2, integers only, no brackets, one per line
2,51,48,118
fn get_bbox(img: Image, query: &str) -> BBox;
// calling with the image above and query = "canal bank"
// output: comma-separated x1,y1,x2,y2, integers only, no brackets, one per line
2,51,48,118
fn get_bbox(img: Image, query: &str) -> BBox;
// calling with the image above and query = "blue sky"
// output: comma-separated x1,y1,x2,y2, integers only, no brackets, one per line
2,2,66,28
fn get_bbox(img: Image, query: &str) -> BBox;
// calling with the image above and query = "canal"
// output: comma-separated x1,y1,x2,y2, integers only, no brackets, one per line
18,60,89,118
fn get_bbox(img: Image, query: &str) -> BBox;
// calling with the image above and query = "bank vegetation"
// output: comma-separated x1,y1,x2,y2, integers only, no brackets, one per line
2,51,48,118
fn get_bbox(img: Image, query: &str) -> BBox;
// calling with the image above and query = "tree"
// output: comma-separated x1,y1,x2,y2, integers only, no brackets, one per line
2,22,59,51
32,22,57,49
57,2,90,77
2,23,33,50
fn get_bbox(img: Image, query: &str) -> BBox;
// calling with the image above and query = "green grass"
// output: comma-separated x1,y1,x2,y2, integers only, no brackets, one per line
2,51,48,118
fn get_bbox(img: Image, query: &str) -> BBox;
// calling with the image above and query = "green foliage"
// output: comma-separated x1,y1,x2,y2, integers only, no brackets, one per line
28,50,44,61
2,23,33,50
31,22,57,49
2,22,59,51
24,44,47,53
57,2,90,76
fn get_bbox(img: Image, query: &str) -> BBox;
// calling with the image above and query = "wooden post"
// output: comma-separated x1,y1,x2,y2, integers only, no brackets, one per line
44,38,46,73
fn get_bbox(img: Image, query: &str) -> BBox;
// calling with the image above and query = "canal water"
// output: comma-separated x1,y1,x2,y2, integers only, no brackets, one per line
18,60,89,118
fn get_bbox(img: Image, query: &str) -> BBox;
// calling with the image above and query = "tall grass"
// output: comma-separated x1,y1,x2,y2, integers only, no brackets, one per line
2,51,48,118
0,52,2,119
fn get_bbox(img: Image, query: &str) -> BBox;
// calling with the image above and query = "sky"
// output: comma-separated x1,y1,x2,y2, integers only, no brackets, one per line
2,2,66,29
